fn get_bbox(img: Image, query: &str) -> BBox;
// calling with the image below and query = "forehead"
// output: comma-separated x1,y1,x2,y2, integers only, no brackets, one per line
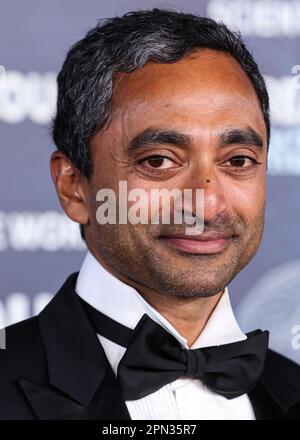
106,49,266,143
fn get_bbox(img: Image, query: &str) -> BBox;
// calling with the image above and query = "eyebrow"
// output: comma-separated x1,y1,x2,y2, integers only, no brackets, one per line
219,127,263,149
126,126,264,151
127,128,191,151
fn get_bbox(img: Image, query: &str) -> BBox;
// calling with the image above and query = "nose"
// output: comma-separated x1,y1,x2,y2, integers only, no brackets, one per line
183,167,228,223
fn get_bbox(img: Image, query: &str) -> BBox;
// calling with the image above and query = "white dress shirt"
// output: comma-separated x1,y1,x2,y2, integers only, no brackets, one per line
76,251,256,420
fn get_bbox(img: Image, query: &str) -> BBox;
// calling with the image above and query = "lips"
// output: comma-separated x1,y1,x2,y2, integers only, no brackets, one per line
159,232,233,254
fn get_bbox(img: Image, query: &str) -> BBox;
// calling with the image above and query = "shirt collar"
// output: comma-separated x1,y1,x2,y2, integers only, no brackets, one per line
76,251,246,349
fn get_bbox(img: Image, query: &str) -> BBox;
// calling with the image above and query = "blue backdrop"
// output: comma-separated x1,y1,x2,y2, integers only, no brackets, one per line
0,0,299,362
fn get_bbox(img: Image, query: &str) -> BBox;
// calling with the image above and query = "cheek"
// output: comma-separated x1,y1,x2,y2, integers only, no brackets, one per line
224,178,266,221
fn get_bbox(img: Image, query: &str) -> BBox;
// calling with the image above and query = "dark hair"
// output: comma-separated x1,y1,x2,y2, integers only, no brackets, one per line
52,8,271,241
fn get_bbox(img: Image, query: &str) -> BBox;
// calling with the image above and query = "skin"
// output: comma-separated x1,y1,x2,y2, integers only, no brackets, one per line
51,49,267,347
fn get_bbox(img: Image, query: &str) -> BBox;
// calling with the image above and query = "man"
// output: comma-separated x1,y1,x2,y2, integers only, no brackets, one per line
1,8,300,420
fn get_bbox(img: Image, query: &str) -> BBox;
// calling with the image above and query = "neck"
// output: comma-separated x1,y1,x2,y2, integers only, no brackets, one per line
89,246,223,347
134,286,223,347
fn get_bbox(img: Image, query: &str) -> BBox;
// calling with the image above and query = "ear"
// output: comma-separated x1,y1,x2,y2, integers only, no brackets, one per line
50,151,89,226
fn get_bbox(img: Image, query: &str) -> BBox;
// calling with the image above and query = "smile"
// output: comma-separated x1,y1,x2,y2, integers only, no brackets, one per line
159,233,233,254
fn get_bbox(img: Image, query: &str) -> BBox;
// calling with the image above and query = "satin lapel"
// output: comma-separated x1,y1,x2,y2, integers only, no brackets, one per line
33,272,130,420
18,377,91,420
249,349,300,420
248,382,285,420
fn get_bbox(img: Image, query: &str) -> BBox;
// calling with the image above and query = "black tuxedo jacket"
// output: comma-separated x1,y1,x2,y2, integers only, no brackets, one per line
0,272,300,420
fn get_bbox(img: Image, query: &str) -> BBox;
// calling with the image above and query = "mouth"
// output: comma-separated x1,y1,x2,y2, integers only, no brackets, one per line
159,232,234,255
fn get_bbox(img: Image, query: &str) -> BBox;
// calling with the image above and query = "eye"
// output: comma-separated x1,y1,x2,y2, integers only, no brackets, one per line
224,155,260,168
141,155,174,168
138,155,178,171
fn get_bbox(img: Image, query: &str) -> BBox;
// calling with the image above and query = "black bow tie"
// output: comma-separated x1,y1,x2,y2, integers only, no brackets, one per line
80,297,269,401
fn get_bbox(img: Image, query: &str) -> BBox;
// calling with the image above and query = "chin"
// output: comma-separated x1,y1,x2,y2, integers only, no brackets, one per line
147,265,234,298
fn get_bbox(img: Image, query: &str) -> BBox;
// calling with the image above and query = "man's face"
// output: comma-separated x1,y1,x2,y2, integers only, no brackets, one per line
86,49,267,298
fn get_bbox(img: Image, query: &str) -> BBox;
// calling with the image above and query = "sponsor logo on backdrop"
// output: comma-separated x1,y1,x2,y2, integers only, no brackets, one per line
0,211,85,251
207,0,300,37
0,291,53,328
266,75,300,126
0,71,56,124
